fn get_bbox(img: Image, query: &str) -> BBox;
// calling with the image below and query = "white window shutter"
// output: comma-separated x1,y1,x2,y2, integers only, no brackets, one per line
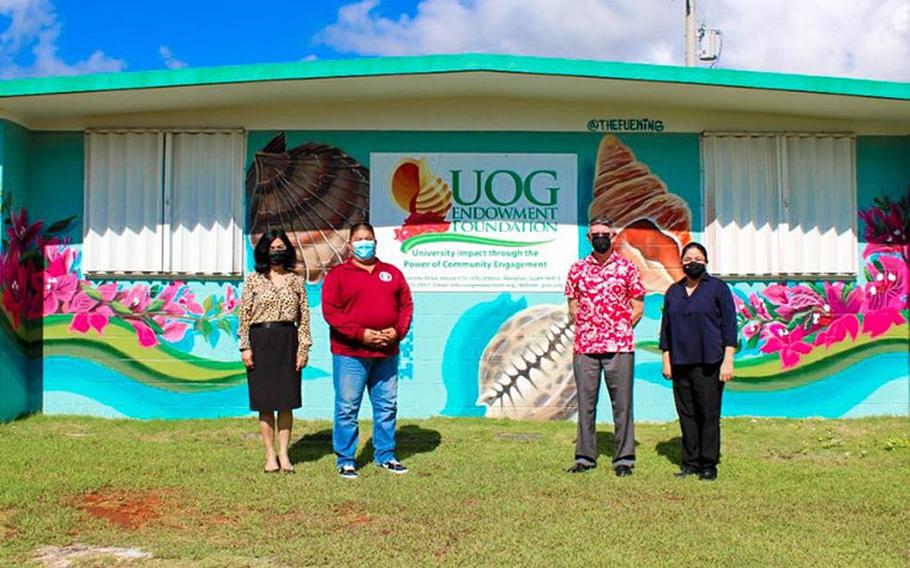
168,131,245,275
83,131,164,273
779,135,857,275
703,134,782,276
703,133,856,278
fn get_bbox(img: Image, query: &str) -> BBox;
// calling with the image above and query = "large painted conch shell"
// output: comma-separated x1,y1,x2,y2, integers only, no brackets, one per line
589,135,692,293
477,305,577,421
247,133,369,283
390,158,452,217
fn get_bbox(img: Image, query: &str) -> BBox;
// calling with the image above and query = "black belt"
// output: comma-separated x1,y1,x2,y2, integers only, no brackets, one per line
251,321,296,329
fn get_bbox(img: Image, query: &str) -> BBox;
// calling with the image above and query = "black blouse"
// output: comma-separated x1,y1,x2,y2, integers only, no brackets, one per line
659,274,738,365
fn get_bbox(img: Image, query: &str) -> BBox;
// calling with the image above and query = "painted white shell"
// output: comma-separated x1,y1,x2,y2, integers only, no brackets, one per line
477,304,577,420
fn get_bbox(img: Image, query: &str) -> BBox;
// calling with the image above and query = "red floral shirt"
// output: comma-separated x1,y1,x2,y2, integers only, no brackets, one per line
565,253,646,354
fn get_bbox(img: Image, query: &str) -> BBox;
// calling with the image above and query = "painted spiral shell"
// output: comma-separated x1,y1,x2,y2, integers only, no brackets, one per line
247,132,370,283
390,157,453,216
477,304,577,421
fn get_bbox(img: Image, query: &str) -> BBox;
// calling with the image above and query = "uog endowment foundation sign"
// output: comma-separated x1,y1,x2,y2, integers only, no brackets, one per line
370,153,578,292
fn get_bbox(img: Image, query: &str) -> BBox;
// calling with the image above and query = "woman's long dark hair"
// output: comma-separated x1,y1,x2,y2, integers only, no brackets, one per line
254,230,296,274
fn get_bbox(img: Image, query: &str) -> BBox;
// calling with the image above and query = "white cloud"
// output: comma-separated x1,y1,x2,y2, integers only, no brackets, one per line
159,45,188,69
702,0,910,81
0,0,125,78
301,54,319,61
317,0,910,81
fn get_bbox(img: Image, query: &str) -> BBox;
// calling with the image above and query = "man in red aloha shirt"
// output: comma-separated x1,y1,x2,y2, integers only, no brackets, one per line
565,216,645,476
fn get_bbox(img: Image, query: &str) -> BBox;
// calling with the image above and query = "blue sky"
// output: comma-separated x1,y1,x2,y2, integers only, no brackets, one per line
47,0,414,69
0,0,907,80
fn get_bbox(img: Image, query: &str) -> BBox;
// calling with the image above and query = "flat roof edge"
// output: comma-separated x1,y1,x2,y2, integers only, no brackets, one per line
0,53,907,101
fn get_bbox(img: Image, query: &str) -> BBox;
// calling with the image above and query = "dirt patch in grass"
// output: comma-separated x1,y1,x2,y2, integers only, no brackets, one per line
332,500,373,527
494,432,543,442
763,448,857,466
33,544,152,567
71,489,166,530
0,508,18,541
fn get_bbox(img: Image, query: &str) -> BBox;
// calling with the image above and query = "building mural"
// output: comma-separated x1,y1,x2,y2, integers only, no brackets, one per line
0,128,906,420
247,133,369,283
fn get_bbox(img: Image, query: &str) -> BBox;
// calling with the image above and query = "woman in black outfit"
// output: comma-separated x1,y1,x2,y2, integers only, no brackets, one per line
659,242,737,481
238,230,312,473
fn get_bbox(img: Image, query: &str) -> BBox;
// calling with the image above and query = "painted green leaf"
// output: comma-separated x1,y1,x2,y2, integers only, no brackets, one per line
746,333,761,350
146,318,164,335
109,301,133,316
207,327,221,348
200,319,214,338
217,318,233,335
45,216,77,234
81,284,103,301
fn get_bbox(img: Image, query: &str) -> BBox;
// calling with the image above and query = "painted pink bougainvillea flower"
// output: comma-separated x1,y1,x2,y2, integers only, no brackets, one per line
1,203,239,348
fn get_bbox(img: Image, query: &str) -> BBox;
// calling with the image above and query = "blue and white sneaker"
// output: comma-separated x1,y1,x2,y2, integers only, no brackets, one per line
378,460,408,474
338,465,358,479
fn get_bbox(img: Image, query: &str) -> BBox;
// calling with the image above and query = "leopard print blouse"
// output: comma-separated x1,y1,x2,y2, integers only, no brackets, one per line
237,271,312,359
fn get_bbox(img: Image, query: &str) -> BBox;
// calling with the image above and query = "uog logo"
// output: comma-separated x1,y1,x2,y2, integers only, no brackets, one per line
390,158,453,242
450,169,560,207
390,158,452,216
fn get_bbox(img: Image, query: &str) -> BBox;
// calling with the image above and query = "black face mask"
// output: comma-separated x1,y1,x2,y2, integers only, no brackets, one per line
683,261,706,279
591,235,611,254
269,250,289,265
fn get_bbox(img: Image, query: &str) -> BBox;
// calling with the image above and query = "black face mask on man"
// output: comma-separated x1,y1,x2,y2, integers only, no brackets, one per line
269,250,289,265
591,235,611,254
683,261,706,279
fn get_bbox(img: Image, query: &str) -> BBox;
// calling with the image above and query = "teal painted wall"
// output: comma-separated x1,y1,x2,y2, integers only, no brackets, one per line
0,120,41,421
857,136,910,209
1,126,906,420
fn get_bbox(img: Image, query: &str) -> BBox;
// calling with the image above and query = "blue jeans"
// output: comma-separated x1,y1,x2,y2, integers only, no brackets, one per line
332,354,400,467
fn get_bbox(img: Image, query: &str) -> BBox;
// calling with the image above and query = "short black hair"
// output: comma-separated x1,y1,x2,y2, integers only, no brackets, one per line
681,241,709,262
588,216,616,232
349,222,376,239
254,230,296,274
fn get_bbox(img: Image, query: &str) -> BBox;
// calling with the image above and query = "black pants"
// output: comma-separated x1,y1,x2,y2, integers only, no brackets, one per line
672,363,724,469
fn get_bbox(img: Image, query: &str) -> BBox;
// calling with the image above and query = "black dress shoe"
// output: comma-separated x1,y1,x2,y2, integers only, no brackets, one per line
674,466,700,478
614,465,633,477
567,462,596,474
698,467,718,481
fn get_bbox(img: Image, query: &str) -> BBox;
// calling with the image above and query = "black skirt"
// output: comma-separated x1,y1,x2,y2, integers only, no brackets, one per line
247,324,301,412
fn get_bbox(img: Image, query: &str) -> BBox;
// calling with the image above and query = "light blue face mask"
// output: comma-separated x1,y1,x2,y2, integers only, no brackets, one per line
352,240,376,261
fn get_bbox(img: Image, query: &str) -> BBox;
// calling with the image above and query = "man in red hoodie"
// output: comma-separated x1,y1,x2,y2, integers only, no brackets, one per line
322,222,414,479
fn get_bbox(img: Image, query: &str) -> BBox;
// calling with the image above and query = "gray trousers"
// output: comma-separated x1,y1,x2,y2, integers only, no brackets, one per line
573,352,635,468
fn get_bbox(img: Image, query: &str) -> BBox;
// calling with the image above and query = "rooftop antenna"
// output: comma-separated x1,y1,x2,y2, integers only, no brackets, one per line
684,0,723,67
698,23,723,66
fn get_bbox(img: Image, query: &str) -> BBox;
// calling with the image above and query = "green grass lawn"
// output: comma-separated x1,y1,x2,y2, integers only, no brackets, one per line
1,415,908,567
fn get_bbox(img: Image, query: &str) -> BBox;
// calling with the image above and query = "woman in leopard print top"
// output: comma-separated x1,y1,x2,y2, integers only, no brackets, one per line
238,230,312,473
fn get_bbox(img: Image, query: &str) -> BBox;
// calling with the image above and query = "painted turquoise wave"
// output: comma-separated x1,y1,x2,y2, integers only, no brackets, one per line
634,354,909,418
43,352,908,420
42,355,332,420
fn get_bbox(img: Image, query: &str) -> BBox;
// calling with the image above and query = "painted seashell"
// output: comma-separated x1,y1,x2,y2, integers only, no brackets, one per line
588,135,692,293
391,158,452,216
247,133,370,283
477,304,577,421
614,220,687,292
